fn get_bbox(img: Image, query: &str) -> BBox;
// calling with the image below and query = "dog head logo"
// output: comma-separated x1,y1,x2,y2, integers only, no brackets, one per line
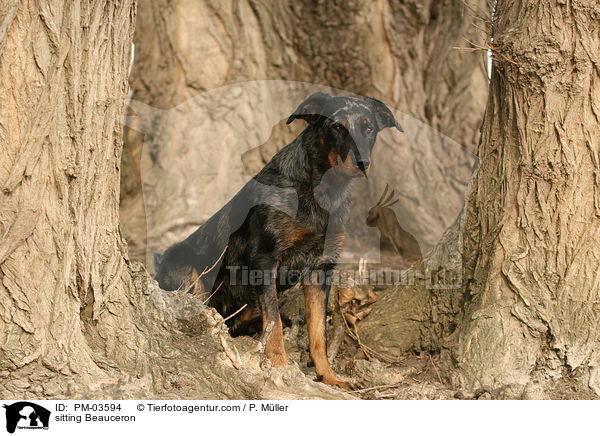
3,402,50,433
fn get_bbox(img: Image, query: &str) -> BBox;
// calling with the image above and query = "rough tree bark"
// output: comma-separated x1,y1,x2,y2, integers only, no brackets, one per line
450,0,600,398
0,0,144,396
121,0,489,268
0,0,348,399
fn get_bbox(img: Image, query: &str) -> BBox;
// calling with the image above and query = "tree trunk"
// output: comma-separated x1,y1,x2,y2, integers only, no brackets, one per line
0,0,349,399
121,0,489,269
451,0,600,397
0,0,143,395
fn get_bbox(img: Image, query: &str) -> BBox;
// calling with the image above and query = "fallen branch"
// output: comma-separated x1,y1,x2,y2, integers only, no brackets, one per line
220,334,242,369
339,304,403,365
351,382,403,394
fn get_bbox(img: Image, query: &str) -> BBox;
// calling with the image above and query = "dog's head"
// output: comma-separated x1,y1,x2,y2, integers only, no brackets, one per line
287,92,403,178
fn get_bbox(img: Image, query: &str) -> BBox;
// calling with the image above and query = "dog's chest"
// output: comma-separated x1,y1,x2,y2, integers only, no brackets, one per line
279,213,325,252
278,232,322,272
277,206,344,269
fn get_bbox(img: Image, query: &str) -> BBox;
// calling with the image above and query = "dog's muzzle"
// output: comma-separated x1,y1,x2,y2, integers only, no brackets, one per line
356,159,370,173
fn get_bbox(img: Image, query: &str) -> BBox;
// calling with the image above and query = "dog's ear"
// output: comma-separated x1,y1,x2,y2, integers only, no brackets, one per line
365,97,403,132
287,92,332,125
153,252,164,269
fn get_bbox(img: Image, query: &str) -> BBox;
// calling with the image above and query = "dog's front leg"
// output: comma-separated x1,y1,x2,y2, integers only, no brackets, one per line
302,267,351,390
258,266,288,367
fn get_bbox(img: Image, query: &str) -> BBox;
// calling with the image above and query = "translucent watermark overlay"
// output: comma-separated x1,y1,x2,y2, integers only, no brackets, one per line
225,265,462,290
122,80,475,291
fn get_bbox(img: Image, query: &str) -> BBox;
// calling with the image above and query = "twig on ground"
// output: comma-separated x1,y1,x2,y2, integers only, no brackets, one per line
429,354,443,385
201,245,227,276
352,382,403,394
222,304,248,323
202,281,223,305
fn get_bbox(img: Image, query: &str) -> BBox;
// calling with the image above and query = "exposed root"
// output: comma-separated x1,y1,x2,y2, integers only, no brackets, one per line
339,303,403,365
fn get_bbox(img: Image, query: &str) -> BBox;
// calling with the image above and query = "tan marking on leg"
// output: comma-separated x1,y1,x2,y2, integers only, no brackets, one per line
303,284,350,389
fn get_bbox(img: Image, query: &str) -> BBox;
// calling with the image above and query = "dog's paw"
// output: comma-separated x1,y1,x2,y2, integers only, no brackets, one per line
333,379,354,391
317,374,354,391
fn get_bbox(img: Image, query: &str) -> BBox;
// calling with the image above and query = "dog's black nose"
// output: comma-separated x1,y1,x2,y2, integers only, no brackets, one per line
357,160,370,172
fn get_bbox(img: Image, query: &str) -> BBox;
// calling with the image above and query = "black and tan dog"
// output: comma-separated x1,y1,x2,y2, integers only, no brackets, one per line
154,92,402,388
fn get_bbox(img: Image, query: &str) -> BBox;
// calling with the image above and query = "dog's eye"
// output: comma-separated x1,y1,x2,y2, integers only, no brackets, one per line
332,124,345,134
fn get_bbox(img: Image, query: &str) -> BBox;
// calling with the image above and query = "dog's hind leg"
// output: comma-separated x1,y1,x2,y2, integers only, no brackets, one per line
303,271,351,390
258,267,288,367
228,301,262,337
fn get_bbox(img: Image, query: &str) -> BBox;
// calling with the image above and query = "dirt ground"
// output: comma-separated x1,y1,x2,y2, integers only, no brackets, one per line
287,327,598,400
165,280,599,401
